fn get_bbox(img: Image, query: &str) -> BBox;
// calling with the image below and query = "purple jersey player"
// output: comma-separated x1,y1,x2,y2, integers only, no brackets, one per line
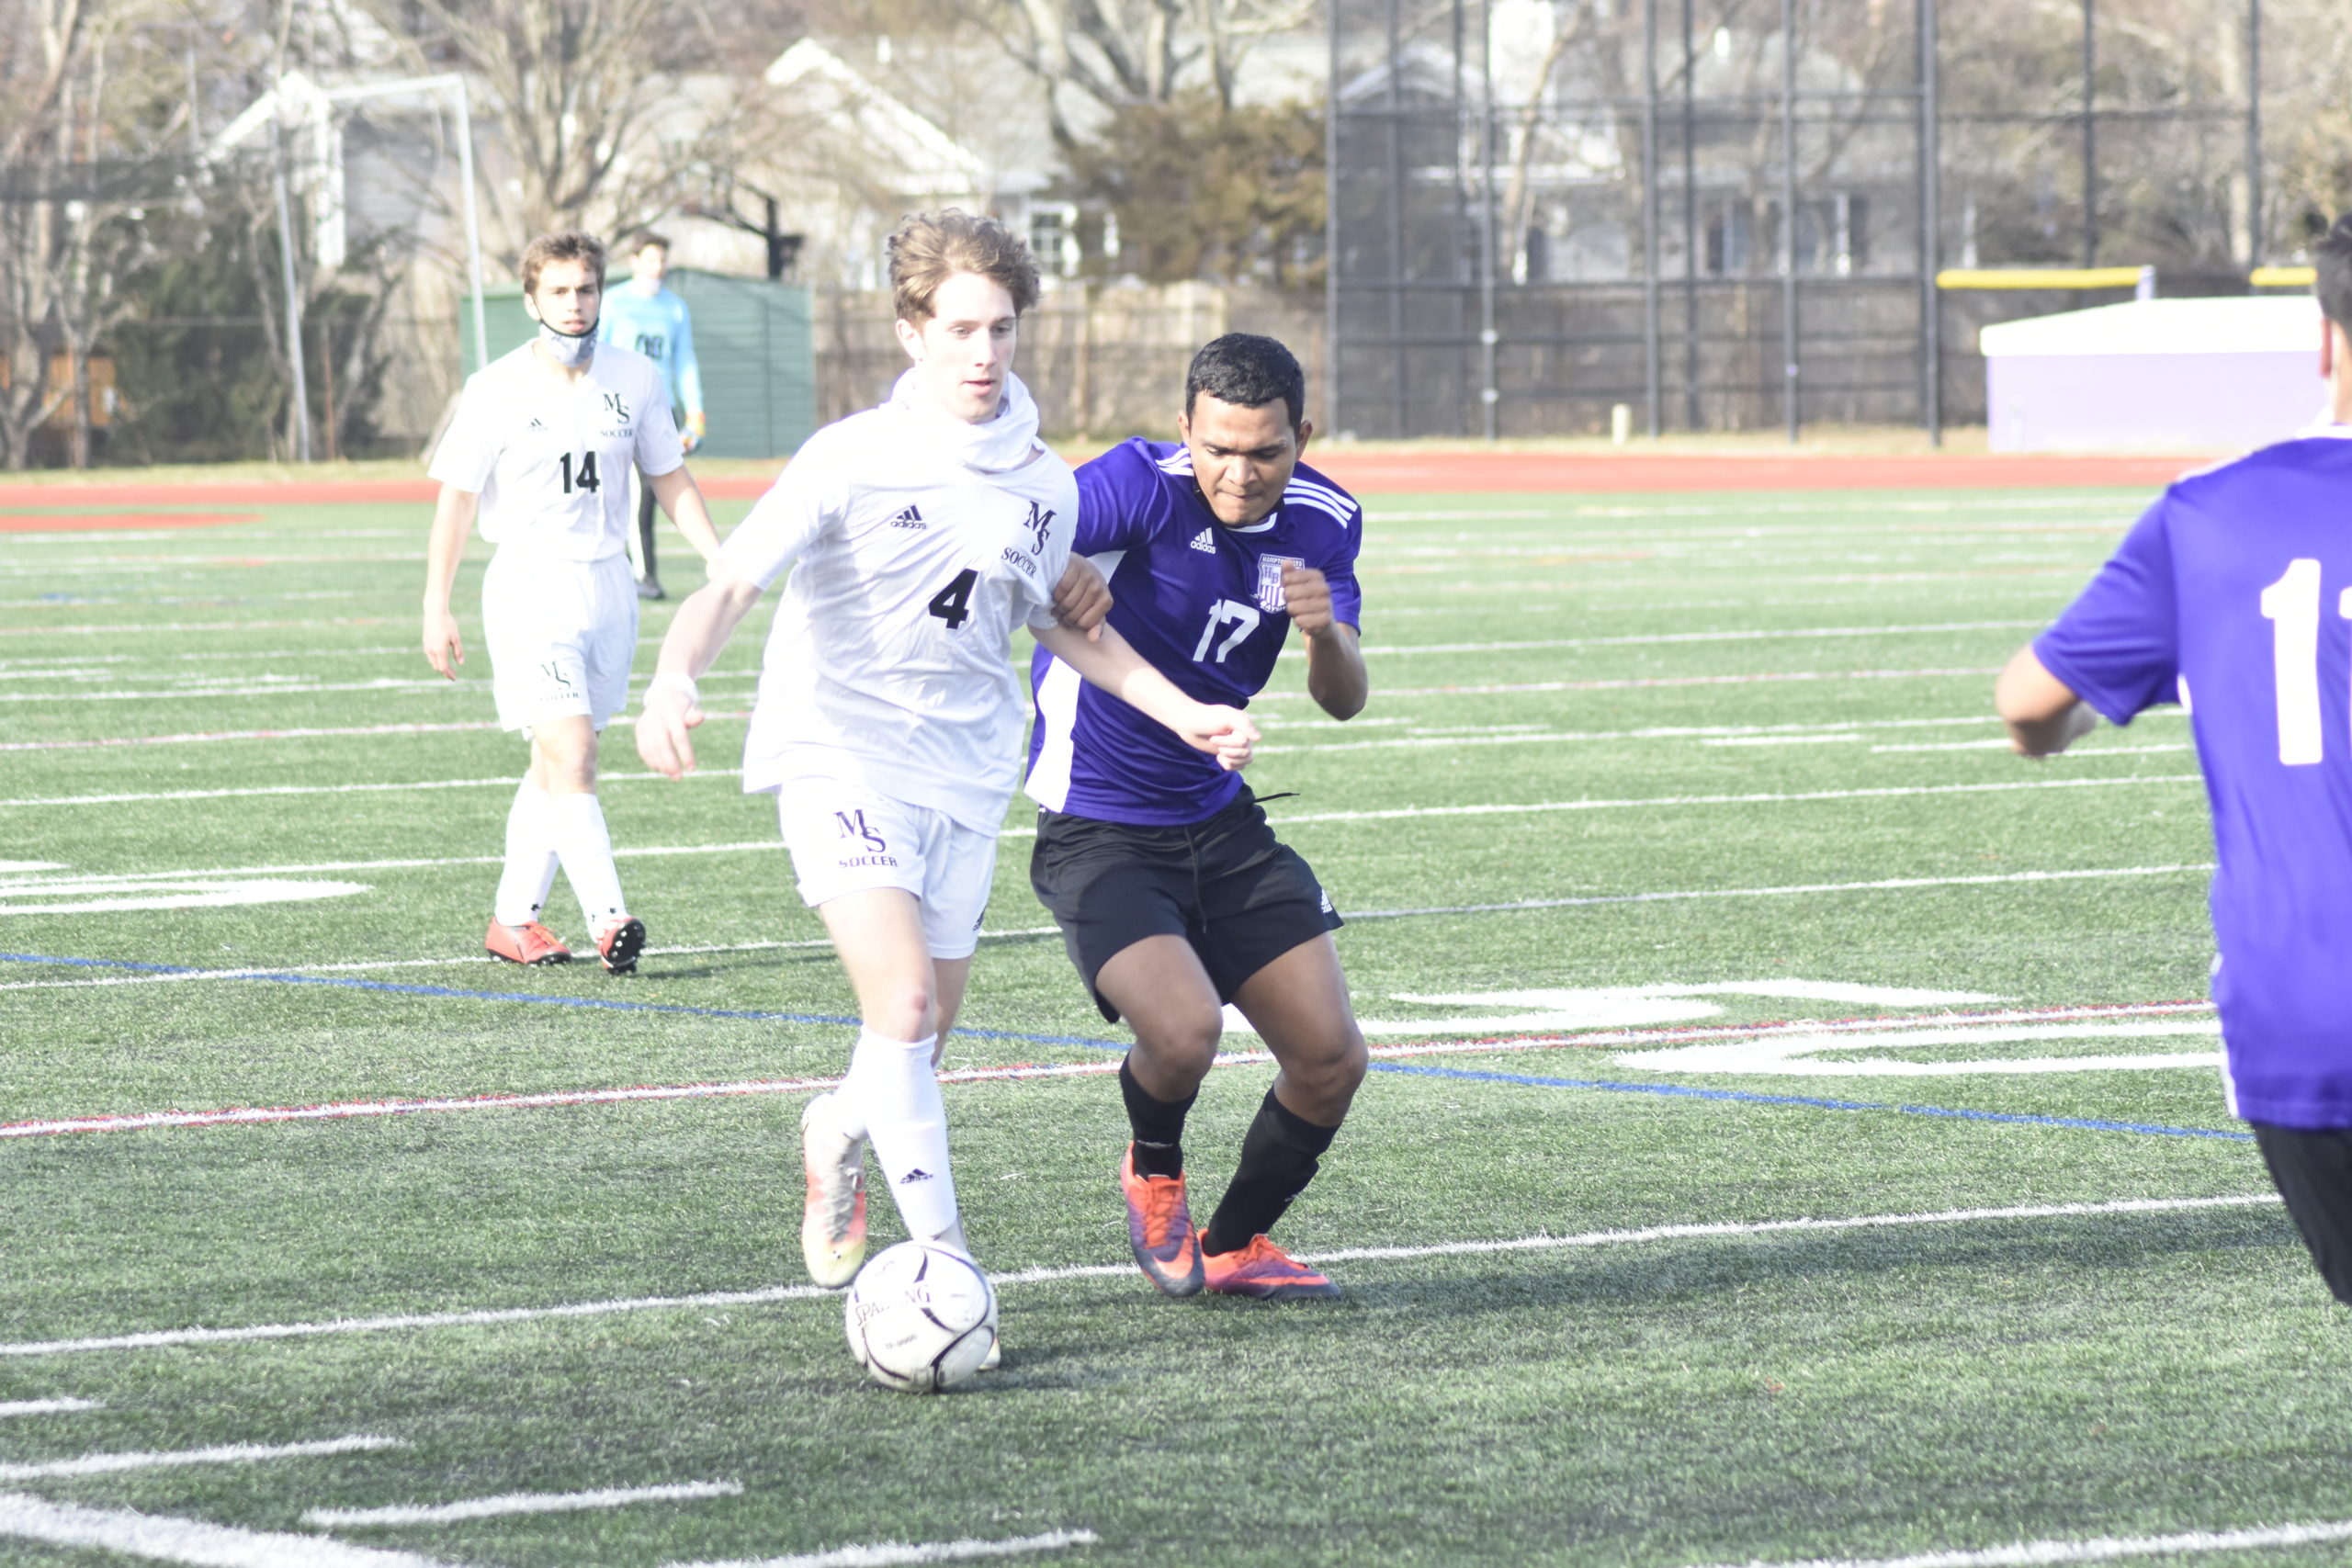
1025,333,1372,1301
1996,212,2352,1306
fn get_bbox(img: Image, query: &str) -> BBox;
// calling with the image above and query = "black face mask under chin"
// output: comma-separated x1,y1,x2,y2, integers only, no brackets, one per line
534,318,596,367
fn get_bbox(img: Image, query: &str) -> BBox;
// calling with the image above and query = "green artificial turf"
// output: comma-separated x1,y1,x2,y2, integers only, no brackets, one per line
4,487,2346,1568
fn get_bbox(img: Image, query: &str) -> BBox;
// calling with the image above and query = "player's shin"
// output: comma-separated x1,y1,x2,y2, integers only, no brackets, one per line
1202,1086,1340,1257
846,1032,965,1247
1120,1055,1196,1178
546,789,628,926
492,777,561,927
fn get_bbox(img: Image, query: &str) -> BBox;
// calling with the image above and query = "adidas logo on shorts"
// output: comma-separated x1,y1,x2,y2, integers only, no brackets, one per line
889,505,925,529
1190,528,1216,554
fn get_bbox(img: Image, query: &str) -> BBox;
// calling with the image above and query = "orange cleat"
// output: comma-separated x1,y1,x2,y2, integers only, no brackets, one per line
1120,1145,1204,1297
1203,1235,1340,1300
592,915,646,975
486,919,571,966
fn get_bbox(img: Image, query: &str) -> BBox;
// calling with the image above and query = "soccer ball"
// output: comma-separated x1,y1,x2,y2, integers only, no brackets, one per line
843,1240,997,1393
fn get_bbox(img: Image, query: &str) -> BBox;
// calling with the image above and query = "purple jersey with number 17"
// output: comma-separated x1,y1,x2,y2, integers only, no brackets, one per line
1025,437,1364,826
2034,426,2352,1130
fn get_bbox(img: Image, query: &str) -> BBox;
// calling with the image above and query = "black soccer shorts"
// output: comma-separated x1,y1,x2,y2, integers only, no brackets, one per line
1029,785,1343,1025
2252,1121,2352,1306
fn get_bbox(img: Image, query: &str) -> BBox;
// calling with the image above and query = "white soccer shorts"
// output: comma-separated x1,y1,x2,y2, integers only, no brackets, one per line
776,780,999,960
481,550,639,735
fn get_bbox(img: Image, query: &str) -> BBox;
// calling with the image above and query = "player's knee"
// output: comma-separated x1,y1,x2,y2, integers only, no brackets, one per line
865,983,939,1043
1135,1002,1222,1077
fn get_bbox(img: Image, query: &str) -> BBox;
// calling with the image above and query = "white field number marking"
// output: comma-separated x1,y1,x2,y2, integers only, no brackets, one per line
1614,1020,2222,1077
1690,1516,2352,1568
304,1480,742,1528
0,876,369,915
1218,978,2225,1077
0,1494,441,1568
1226,979,2003,1040
660,1527,1102,1568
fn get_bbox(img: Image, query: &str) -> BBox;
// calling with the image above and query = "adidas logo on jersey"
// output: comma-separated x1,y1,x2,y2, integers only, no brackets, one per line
1189,528,1216,554
899,1168,936,1184
889,505,925,529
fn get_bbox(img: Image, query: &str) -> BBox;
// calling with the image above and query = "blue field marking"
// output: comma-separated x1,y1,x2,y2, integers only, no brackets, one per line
1368,1060,2255,1141
0,952,1118,1049
4,950,2253,1140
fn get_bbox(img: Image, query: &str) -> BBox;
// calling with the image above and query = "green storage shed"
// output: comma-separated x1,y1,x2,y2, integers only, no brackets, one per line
460,268,815,458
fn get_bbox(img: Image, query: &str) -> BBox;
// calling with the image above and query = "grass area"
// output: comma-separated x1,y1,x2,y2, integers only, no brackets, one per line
1,482,2340,1568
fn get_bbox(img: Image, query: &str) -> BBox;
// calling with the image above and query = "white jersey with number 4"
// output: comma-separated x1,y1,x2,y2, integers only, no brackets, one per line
429,342,683,562
721,372,1076,832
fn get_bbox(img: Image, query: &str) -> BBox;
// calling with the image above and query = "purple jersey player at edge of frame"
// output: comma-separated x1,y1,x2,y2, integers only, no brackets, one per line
1996,210,2352,1312
1025,437,1364,826
2029,427,2352,1129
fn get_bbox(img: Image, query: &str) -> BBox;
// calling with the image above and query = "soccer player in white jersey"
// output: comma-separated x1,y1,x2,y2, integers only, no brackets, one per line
1996,216,2352,1306
424,231,724,973
635,212,1258,1318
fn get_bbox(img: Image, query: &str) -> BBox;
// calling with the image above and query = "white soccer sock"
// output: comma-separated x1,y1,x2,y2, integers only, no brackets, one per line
492,779,560,928
546,790,628,929
845,1032,962,1244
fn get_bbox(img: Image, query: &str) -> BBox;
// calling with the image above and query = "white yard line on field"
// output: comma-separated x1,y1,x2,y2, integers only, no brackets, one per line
1250,667,2004,701
303,1480,742,1528
0,1436,404,1482
661,1528,1102,1568
1279,619,2044,660
0,678,459,704
1266,774,2204,828
0,1195,2271,1361
0,618,393,637
0,784,2201,898
0,1493,441,1568
1689,1517,2352,1568
0,1398,98,1417
0,865,2213,992
0,769,741,809
0,998,2223,1129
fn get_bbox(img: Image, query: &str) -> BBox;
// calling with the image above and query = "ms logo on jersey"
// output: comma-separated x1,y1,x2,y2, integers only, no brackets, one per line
834,810,888,854
601,391,631,423
1023,501,1055,554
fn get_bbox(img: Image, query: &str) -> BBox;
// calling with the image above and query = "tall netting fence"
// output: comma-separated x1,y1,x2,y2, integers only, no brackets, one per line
1329,0,2273,441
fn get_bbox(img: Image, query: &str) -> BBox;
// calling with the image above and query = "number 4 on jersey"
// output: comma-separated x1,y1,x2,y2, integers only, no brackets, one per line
927,568,979,629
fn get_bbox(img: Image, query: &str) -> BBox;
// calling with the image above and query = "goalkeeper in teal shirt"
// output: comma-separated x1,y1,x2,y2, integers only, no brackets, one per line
599,232,705,599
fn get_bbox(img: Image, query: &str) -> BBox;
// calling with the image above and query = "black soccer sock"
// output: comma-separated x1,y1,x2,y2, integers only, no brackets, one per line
636,486,661,581
1120,1056,1197,1179
1202,1087,1340,1257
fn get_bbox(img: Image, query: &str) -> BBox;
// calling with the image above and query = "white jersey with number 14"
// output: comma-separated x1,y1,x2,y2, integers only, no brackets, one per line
429,342,682,562
721,392,1077,832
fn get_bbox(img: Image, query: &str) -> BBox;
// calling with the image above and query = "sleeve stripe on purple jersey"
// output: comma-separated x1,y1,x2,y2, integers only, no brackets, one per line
1283,488,1359,525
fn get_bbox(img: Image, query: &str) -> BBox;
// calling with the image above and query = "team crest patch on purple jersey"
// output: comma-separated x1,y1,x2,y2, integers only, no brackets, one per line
1257,556,1305,613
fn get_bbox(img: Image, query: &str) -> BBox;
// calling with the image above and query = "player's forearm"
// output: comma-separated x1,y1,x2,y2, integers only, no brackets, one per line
421,488,477,610
1995,645,2098,756
1305,626,1367,720
655,570,762,681
650,467,723,561
1034,621,1204,733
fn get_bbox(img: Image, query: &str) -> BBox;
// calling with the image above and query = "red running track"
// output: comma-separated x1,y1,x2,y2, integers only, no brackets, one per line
0,450,2203,515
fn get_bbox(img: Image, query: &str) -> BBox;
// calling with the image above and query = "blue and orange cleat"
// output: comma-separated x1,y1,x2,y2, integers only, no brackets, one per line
1202,1235,1340,1300
1120,1145,1204,1297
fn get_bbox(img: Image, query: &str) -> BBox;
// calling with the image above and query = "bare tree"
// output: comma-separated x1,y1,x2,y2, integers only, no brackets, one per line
353,0,766,250
952,0,1311,148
